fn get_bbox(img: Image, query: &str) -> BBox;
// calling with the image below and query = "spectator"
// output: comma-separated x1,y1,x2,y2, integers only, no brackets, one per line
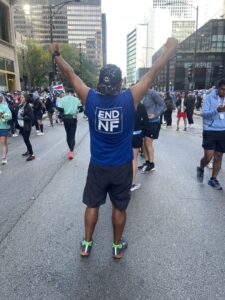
164,91,175,127
176,92,187,131
0,93,12,165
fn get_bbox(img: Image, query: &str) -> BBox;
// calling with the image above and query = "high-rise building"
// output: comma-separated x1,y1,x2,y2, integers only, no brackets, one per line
126,25,147,86
67,0,102,66
0,0,20,91
171,19,195,42
153,0,194,19
13,0,104,65
152,19,225,91
152,0,196,42
144,7,172,66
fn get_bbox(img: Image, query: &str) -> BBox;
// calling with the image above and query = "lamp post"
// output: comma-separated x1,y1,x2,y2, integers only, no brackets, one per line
192,5,199,90
142,46,155,67
166,1,198,90
49,0,80,82
79,42,82,78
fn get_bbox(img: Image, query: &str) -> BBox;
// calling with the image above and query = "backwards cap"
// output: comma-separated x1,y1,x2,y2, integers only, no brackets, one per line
97,64,122,96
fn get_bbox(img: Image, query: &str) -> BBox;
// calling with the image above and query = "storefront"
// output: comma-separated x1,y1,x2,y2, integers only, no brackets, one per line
0,56,16,91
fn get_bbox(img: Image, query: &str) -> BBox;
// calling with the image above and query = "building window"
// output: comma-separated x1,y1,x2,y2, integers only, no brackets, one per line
0,58,14,72
0,57,4,70
6,59,14,72
0,73,7,89
0,3,10,43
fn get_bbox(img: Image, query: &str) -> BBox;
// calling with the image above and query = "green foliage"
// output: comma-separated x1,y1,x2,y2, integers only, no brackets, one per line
58,44,99,89
25,39,51,87
23,40,99,89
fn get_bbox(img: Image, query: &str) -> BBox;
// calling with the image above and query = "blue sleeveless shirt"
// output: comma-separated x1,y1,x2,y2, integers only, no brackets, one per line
85,89,135,166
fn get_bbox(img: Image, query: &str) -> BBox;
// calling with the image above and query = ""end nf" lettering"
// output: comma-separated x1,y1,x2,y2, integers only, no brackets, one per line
96,108,122,133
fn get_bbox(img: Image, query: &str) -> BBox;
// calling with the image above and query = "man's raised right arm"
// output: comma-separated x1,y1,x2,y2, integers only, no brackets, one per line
48,43,90,106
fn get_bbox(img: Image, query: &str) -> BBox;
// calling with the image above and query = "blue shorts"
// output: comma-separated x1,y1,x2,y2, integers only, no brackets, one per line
0,129,9,137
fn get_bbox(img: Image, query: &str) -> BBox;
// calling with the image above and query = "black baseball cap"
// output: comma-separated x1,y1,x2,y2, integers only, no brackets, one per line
97,64,122,96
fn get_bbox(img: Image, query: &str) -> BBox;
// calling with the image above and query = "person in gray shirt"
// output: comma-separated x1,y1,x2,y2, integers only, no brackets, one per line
139,89,166,173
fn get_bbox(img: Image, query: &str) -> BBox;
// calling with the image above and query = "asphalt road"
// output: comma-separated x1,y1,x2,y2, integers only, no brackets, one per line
0,114,225,300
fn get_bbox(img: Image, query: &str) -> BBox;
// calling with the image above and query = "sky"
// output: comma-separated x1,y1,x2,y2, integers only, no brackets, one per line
101,0,151,76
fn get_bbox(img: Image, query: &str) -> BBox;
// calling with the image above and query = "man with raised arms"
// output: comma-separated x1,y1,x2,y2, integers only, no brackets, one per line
48,37,177,259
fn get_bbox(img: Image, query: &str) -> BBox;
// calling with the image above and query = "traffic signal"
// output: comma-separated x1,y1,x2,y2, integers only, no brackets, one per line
49,72,54,83
54,63,58,75
187,64,193,81
218,65,224,78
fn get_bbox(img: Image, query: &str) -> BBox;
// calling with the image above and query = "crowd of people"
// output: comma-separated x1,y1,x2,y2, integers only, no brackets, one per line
0,85,203,172
0,88,83,164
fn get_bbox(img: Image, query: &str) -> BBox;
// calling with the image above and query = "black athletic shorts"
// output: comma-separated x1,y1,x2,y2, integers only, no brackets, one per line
202,130,225,153
83,161,133,210
132,132,143,148
143,122,161,139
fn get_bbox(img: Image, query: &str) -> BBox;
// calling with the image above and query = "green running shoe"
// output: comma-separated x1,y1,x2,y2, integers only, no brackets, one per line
112,238,128,259
80,239,93,257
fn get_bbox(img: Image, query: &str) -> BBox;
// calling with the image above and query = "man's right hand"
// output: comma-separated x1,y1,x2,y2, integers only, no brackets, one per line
164,37,178,52
48,43,59,55
217,105,225,112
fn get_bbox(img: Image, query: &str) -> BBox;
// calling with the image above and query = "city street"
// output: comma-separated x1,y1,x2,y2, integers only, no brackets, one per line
0,114,225,300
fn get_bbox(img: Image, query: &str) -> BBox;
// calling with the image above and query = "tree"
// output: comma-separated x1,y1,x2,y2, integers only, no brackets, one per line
26,39,51,88
57,44,99,89
20,40,99,89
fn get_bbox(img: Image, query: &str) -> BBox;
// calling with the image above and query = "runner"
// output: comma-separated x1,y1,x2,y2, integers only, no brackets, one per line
33,91,44,136
139,90,166,173
197,78,225,190
163,91,175,127
48,37,178,259
57,89,81,159
176,92,187,131
0,93,12,165
17,94,35,161
45,93,54,127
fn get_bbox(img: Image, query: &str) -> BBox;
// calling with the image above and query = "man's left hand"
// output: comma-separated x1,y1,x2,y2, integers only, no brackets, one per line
48,43,59,55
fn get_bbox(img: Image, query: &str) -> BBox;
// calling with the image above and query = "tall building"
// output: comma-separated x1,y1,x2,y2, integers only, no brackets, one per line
0,0,20,91
13,0,104,65
67,0,102,66
153,0,196,41
171,19,196,42
126,25,147,86
144,7,172,66
152,19,225,91
153,0,194,19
